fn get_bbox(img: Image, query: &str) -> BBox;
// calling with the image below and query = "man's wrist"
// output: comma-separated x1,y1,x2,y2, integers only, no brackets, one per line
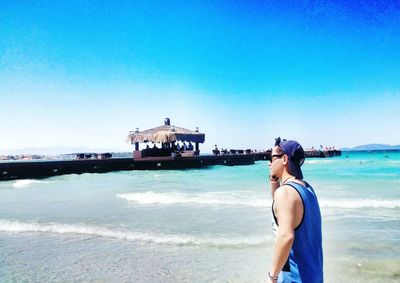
269,175,279,182
267,271,278,281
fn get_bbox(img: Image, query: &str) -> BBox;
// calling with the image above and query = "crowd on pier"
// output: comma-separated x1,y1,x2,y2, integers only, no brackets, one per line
0,154,50,161
211,144,339,157
141,142,198,157
212,145,268,156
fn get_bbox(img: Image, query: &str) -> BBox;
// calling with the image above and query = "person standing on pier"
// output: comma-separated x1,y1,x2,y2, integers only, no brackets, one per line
267,138,323,282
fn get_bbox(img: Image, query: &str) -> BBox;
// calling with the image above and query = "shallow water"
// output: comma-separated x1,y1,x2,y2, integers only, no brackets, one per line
0,151,399,282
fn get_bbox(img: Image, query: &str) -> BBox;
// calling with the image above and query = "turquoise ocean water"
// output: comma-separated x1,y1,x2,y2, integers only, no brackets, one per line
0,151,399,282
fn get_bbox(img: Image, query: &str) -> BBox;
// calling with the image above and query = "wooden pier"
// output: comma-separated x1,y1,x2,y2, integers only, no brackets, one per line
0,154,255,181
304,150,342,158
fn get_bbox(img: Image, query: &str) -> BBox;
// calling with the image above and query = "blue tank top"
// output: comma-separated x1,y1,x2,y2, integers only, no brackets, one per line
272,181,324,283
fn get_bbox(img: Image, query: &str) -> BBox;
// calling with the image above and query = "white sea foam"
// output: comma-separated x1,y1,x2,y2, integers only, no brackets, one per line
12,179,49,188
320,199,400,209
116,191,269,207
117,192,400,210
0,219,270,247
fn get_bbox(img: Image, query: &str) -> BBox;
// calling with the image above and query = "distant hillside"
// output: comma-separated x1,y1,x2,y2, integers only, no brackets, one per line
342,144,400,151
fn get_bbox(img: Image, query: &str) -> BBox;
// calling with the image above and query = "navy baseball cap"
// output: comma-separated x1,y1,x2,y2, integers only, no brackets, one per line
275,138,305,180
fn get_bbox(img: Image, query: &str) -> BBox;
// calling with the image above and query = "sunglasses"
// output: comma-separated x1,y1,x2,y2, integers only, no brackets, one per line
269,154,284,162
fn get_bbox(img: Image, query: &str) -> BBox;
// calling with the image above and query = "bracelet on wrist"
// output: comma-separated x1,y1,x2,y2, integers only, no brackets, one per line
269,175,279,182
268,272,278,281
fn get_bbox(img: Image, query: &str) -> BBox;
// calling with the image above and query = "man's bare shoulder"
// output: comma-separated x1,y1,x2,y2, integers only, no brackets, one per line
274,184,302,204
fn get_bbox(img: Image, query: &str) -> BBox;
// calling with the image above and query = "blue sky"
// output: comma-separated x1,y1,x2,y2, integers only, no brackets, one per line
1,1,399,153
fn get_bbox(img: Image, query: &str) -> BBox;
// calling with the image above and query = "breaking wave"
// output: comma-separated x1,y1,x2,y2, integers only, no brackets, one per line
117,191,269,207
117,192,400,209
319,199,400,209
12,179,50,188
0,219,270,247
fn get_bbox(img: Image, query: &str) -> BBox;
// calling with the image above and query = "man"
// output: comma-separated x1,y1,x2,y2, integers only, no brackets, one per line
268,137,323,282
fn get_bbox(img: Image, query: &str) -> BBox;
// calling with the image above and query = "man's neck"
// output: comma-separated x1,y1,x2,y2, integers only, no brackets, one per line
280,172,294,185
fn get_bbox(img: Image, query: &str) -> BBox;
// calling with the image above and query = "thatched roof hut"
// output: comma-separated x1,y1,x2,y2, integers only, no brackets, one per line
128,118,205,144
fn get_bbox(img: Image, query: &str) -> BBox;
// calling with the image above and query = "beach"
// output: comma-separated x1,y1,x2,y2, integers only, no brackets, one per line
1,151,399,282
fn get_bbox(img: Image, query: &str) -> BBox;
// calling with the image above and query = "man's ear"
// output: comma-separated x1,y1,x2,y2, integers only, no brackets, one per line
283,154,289,165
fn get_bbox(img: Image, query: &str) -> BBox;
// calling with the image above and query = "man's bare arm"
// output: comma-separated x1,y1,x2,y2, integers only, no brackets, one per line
269,186,297,280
